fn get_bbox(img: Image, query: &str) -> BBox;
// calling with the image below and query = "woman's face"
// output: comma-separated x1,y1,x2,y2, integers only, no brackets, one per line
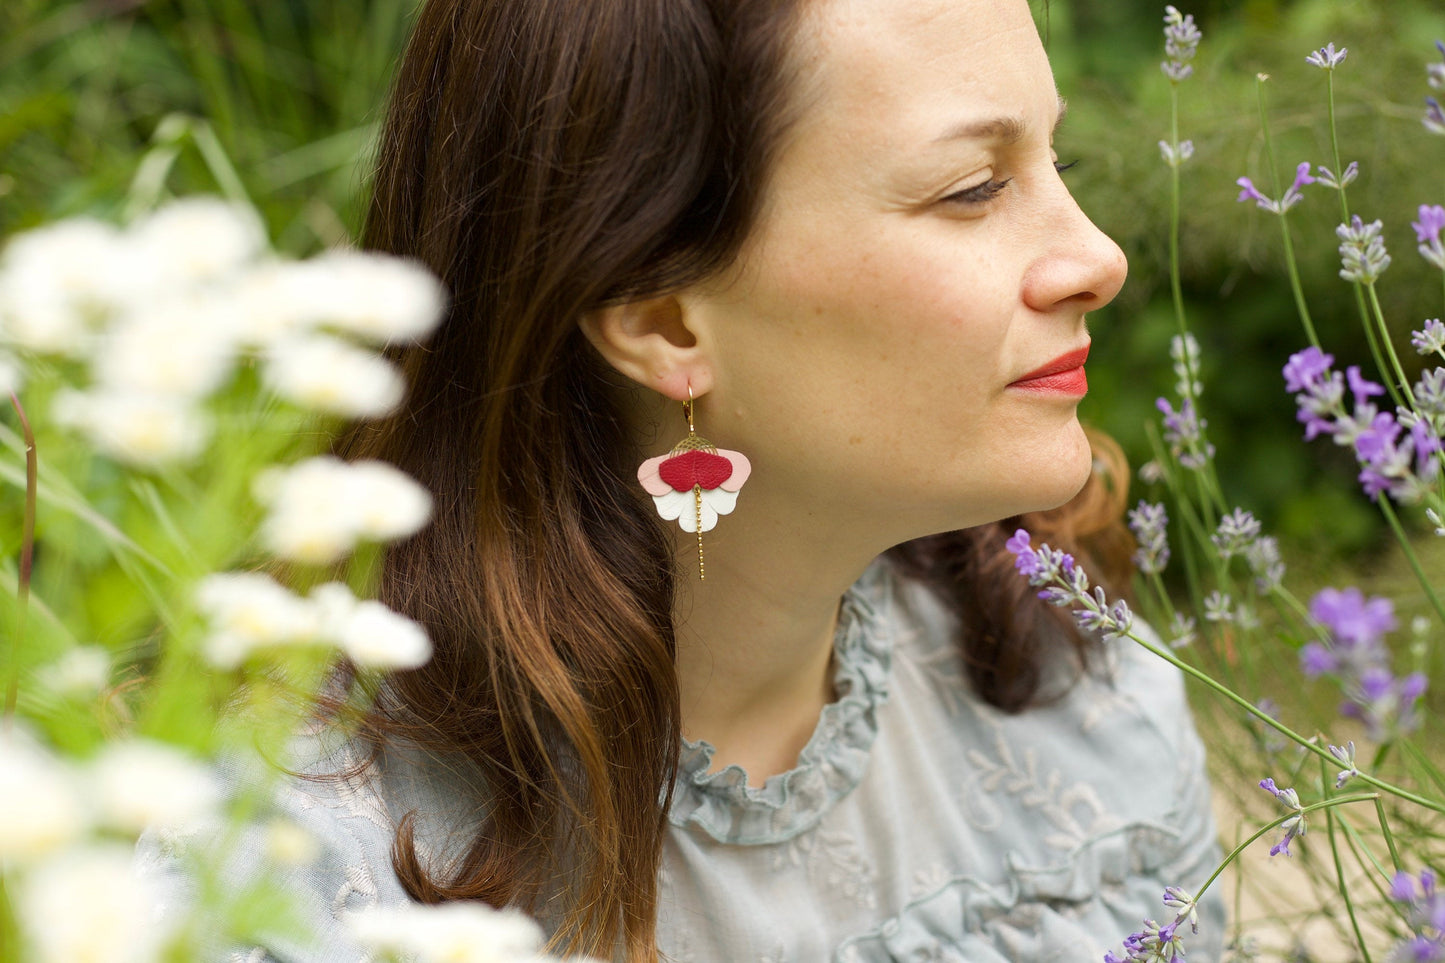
683,0,1127,541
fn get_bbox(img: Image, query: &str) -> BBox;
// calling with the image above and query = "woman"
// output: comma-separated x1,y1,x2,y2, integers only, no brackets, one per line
164,0,1224,959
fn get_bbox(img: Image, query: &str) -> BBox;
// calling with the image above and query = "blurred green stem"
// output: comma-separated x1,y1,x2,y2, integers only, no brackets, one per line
1322,70,1405,410
1376,498,1445,625
1365,284,1416,408
1255,79,1319,350
1167,84,1190,353
4,392,35,728
1320,755,1373,963
1374,796,1402,873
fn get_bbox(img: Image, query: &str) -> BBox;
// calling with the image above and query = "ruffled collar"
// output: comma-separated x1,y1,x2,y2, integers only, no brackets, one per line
666,559,895,845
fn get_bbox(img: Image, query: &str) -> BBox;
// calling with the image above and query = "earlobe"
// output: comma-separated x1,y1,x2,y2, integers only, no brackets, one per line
578,295,712,401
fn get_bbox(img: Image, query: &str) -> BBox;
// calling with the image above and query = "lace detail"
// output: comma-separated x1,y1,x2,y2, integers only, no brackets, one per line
666,562,895,845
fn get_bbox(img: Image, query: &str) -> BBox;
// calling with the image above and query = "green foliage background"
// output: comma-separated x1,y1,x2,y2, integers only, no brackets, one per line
3,0,1444,558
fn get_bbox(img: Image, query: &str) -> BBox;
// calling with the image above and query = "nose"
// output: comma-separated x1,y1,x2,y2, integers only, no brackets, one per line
1020,187,1128,314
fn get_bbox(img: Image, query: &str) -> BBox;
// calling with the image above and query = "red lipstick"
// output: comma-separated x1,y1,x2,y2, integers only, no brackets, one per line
1009,345,1090,395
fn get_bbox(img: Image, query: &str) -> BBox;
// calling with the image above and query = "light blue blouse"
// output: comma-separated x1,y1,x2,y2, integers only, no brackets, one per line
140,557,1226,962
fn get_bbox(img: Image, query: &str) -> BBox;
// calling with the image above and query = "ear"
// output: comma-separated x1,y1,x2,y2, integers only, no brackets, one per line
578,295,713,402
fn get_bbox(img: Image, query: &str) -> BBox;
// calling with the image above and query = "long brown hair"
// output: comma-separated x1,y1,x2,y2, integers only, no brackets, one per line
341,0,1133,959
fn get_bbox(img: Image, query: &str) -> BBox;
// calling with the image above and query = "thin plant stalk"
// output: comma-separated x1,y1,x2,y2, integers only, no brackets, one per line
1255,78,1320,350
1321,68,1406,410
1376,498,1445,625
1126,628,1445,815
4,392,36,728
1320,755,1374,963
1374,796,1403,873
1190,793,1382,906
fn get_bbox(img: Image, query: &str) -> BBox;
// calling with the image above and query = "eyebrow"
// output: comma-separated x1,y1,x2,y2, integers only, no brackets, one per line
932,94,1069,145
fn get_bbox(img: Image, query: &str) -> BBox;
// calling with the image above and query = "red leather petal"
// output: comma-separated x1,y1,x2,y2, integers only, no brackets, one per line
657,449,733,491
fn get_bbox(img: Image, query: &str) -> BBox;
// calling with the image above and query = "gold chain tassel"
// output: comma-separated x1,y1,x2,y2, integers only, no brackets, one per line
694,484,705,579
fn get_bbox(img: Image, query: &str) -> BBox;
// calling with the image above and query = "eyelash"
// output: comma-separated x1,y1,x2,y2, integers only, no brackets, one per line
942,159,1080,206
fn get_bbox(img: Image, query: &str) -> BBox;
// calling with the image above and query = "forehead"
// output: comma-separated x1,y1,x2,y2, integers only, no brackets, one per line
784,0,1056,159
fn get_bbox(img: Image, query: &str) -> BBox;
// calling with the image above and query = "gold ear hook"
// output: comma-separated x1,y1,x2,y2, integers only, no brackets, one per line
683,384,696,434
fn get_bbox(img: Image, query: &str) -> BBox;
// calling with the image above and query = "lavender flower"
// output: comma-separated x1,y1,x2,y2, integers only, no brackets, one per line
1162,6,1202,82
1156,397,1215,469
1306,43,1348,70
1259,777,1307,856
1337,216,1391,283
1313,586,1397,645
1171,334,1202,397
1328,741,1359,788
1167,613,1197,650
1302,588,1427,740
1128,501,1171,575
1431,40,1445,90
1414,319,1445,356
1387,869,1445,963
1203,590,1233,623
1426,97,1445,136
1163,888,1200,935
1283,348,1443,504
1211,508,1262,560
1236,162,1315,215
1244,535,1286,592
1314,161,1359,190
1005,530,1134,642
1416,367,1445,419
1107,918,1190,963
1415,205,1445,270
1159,140,1195,168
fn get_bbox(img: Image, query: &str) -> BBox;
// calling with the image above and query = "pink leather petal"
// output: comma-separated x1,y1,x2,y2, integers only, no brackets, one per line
717,449,752,491
637,454,673,496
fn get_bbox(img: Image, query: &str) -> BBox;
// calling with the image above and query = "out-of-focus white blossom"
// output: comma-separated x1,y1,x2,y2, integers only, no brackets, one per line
195,571,322,667
90,739,222,834
349,902,559,963
262,333,405,418
337,601,432,670
91,292,242,398
233,259,326,347
52,388,209,466
254,456,432,565
0,219,132,354
36,645,111,698
310,581,432,670
0,349,23,394
298,250,447,343
129,196,267,289
18,843,175,963
0,729,87,861
264,817,322,867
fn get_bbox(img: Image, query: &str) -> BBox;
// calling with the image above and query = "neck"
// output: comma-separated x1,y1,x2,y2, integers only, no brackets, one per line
669,482,882,786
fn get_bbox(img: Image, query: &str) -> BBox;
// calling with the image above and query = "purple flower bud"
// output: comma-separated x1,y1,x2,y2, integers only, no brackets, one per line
1283,347,1334,392
1345,366,1385,407
1236,176,1275,212
1309,587,1397,647
1299,641,1338,677
1414,205,1445,244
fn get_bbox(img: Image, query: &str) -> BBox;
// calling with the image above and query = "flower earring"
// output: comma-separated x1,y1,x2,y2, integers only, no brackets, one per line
637,387,750,580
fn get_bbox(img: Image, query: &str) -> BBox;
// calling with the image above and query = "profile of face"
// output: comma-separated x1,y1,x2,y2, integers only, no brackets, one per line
662,0,1129,542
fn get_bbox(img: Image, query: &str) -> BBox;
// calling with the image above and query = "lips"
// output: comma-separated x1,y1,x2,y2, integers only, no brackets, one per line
1008,345,1090,395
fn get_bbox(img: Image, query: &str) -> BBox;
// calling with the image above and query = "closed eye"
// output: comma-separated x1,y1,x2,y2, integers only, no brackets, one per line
941,177,1013,205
